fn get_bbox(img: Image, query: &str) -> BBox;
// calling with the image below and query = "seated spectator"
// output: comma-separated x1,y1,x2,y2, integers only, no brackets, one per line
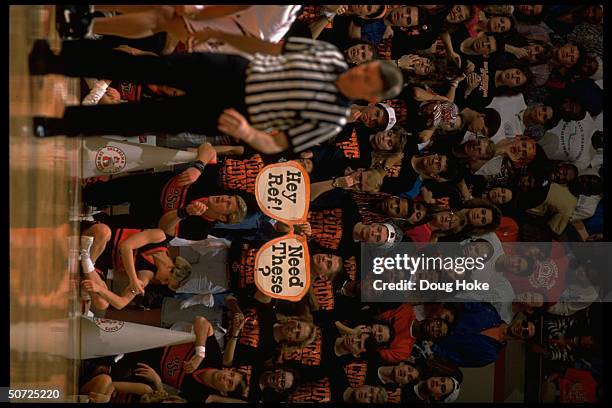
541,368,601,403
367,195,432,225
487,94,559,142
380,151,460,197
530,41,586,86
342,384,388,403
401,369,463,403
79,224,192,310
526,183,578,236
342,40,378,66
513,5,545,25
395,52,465,89
348,103,398,132
454,58,533,109
432,302,536,367
339,304,450,364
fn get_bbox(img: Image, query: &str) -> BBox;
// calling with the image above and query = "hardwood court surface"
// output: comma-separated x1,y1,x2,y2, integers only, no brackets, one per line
9,5,81,401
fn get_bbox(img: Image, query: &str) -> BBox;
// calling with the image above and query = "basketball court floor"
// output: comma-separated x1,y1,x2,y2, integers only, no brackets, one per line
9,5,81,401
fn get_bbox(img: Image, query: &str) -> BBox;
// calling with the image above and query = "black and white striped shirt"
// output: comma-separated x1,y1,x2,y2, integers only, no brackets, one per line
245,37,351,153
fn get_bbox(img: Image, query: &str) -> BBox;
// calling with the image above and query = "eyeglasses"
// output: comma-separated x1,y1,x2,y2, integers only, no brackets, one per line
519,320,530,338
445,211,455,230
275,371,287,389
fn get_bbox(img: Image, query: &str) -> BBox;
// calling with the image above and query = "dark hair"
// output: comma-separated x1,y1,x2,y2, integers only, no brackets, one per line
558,96,586,121
485,14,517,33
569,175,603,197
494,63,534,96
545,104,562,129
272,367,302,395
481,108,502,137
379,107,390,130
402,52,463,88
490,33,508,55
514,6,545,24
438,302,464,324
437,155,461,182
574,54,599,78
377,60,404,99
421,355,463,380
458,198,503,236
482,185,517,213
308,247,344,279
525,39,554,66
440,5,478,32
410,199,438,227
343,40,378,66
370,320,396,348
553,41,586,68
592,130,603,150
581,4,603,24
518,215,554,241
573,43,588,69
366,5,386,19
552,161,578,181
363,332,380,356
456,137,495,161
225,370,249,399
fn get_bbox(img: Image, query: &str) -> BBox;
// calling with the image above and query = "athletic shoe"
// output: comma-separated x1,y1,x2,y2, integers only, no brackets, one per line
56,5,94,40
32,117,59,137
28,39,54,75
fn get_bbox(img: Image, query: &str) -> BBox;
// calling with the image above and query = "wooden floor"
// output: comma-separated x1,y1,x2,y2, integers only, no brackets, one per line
9,5,81,401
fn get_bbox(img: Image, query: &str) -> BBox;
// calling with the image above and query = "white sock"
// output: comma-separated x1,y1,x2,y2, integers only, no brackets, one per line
81,253,95,274
82,80,109,105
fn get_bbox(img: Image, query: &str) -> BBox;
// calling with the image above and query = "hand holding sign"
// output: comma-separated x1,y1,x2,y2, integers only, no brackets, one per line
254,234,310,302
255,162,310,225
294,222,312,237
254,162,311,302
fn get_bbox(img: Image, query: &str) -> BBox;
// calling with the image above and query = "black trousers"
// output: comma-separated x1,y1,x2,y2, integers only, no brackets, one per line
47,40,250,136
83,171,174,226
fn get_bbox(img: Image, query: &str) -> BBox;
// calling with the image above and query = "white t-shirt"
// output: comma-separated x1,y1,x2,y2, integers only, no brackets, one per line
486,94,527,144
175,238,232,294
475,155,504,176
462,232,505,281
538,113,601,171
458,273,515,323
571,194,602,222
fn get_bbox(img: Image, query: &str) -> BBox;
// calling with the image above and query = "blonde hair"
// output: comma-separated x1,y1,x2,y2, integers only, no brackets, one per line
171,256,192,288
370,151,404,171
275,315,318,353
364,168,387,193
227,195,248,224
307,287,320,312
372,386,388,404
139,391,186,403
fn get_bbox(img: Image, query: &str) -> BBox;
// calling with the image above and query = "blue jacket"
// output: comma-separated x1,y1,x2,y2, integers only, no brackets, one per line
432,302,506,367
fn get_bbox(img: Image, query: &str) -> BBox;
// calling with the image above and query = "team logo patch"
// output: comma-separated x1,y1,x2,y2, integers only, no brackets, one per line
95,146,127,174
529,260,559,290
93,317,125,332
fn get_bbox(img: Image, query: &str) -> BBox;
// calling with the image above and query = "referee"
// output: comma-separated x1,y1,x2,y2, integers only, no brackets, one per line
29,31,403,154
